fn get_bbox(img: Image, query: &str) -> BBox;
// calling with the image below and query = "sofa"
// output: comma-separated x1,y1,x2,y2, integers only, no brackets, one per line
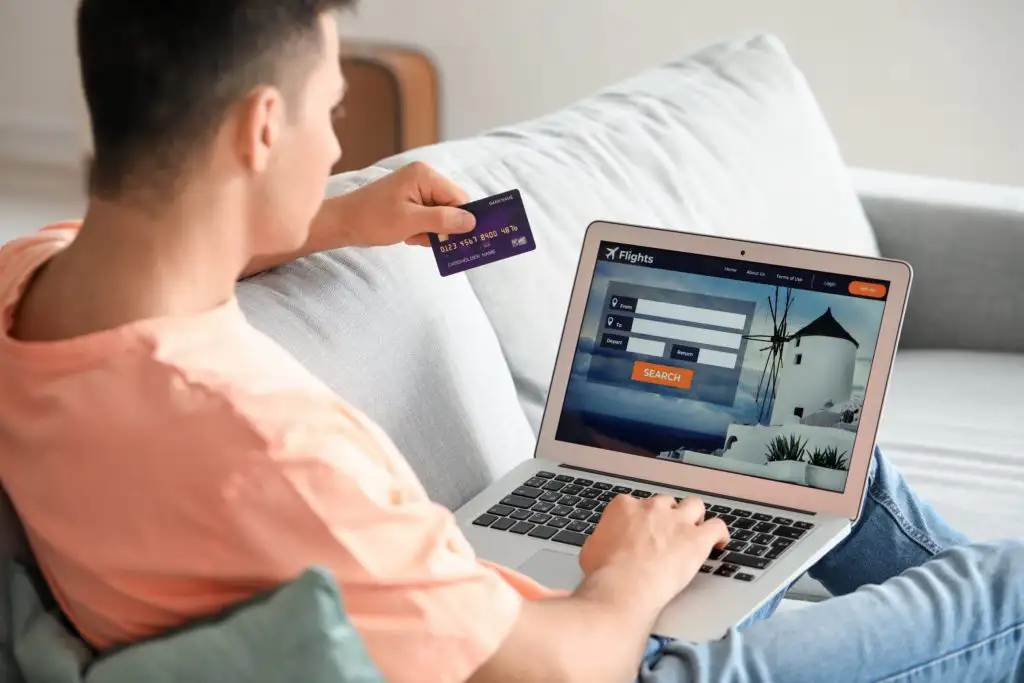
4,33,1024,681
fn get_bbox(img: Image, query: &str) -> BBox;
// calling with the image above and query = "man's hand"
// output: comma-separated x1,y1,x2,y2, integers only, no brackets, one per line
242,161,475,277
331,161,476,248
580,494,730,611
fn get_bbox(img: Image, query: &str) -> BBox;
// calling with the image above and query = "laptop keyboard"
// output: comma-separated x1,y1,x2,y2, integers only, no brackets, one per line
471,471,815,583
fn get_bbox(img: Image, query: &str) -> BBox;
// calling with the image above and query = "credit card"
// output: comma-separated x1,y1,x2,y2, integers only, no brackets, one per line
428,189,536,277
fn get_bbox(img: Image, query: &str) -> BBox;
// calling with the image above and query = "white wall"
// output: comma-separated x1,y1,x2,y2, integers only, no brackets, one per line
343,0,1024,187
0,0,1021,186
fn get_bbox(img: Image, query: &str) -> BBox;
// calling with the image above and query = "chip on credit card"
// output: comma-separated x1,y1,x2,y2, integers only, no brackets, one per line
428,189,536,277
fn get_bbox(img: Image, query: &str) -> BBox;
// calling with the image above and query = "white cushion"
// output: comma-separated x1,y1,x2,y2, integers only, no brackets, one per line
237,173,535,511
237,34,879,509
368,34,880,430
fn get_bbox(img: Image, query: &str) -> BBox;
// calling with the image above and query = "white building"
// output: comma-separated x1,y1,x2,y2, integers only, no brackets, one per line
769,308,858,426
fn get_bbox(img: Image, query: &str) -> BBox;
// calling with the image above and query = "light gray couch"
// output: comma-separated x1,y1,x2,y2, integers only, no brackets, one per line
4,32,1024,681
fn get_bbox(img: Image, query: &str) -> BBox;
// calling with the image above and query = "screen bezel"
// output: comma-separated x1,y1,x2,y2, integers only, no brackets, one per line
536,220,912,521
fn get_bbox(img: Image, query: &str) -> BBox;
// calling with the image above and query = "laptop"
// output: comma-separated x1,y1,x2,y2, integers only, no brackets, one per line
455,220,911,642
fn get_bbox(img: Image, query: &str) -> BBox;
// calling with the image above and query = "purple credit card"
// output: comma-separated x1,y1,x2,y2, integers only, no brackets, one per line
428,189,536,277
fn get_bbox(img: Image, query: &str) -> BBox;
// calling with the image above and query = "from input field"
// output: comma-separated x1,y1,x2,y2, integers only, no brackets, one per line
626,337,666,356
630,318,743,350
634,299,747,330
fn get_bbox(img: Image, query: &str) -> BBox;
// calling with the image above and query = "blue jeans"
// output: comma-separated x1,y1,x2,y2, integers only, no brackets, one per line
639,447,1024,682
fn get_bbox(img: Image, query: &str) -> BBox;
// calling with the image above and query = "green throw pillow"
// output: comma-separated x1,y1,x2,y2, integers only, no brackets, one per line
9,563,384,683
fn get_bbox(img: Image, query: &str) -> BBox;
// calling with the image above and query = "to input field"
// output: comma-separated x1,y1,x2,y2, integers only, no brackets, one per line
630,318,743,350
635,299,747,330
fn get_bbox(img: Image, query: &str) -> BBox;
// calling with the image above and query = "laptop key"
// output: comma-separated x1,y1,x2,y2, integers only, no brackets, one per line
599,492,617,502
562,484,583,495
631,490,653,498
473,514,499,527
725,540,748,552
502,495,536,509
753,522,777,534
567,520,589,533
704,511,717,521
536,471,556,479
775,526,806,540
579,489,601,499
765,547,784,560
699,565,713,574
560,495,582,506
513,487,543,499
540,492,562,503
714,564,738,577
710,505,732,513
772,537,794,549
488,504,514,517
551,505,574,517
491,517,516,531
732,518,756,530
525,477,547,488
549,517,570,528
574,478,594,486
732,529,755,541
718,514,738,525
753,513,773,521
794,521,815,530
752,533,775,546
510,522,536,535
734,573,755,582
773,517,794,526
569,510,591,521
529,513,553,525
577,499,599,511
528,526,558,540
510,509,532,521
593,482,612,491
746,544,768,557
555,474,575,482
596,503,608,513
584,524,597,535
531,501,555,513
722,552,771,570
589,512,603,523
542,480,565,491
732,509,752,518
709,547,725,560
613,486,632,494
553,530,588,547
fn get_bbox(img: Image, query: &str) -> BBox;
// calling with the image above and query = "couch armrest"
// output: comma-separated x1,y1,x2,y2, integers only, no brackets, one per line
851,168,1024,354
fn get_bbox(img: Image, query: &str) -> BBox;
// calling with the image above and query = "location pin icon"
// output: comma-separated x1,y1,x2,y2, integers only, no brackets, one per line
611,297,619,308
607,316,615,327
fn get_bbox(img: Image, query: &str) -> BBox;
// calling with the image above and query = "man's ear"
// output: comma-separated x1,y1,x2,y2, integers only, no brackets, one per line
236,86,285,173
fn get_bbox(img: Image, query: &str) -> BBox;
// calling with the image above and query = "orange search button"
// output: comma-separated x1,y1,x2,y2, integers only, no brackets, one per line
849,281,887,298
631,361,694,389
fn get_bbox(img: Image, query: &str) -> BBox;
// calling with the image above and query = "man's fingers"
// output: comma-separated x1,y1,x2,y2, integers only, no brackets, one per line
699,518,731,548
404,234,431,247
407,161,471,207
674,496,706,525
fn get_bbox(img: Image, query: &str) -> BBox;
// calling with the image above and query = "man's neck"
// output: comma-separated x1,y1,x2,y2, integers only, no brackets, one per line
11,188,252,342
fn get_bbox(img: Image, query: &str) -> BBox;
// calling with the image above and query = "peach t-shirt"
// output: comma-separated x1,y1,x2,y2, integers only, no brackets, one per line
0,224,556,683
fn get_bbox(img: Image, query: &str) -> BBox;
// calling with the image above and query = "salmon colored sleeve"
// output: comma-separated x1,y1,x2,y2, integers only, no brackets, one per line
227,393,525,683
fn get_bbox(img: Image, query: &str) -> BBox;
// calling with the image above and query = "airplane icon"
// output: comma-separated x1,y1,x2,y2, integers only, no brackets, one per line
604,246,619,260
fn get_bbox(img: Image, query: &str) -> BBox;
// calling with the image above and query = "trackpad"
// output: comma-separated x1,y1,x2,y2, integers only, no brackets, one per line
517,550,584,591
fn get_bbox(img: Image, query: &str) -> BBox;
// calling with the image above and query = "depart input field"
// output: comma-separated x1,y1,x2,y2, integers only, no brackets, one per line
633,299,747,330
629,318,743,350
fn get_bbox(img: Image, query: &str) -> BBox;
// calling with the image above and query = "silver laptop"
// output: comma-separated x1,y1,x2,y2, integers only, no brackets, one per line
456,220,911,642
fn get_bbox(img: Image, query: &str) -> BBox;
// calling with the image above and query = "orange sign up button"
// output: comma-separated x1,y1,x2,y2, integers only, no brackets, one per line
631,361,694,389
849,281,887,298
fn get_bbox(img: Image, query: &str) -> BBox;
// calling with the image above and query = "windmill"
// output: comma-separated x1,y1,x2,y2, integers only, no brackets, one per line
743,286,795,423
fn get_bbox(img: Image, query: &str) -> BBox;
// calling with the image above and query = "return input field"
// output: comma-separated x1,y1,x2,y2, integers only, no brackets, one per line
634,299,747,330
630,318,743,350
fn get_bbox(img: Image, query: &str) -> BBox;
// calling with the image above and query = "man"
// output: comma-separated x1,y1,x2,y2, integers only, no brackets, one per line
0,2,1021,682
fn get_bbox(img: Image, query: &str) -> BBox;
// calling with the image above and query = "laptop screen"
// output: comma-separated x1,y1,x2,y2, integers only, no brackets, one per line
554,240,891,494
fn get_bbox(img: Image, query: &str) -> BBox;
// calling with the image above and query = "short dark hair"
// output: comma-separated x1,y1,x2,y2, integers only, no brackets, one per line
77,0,353,199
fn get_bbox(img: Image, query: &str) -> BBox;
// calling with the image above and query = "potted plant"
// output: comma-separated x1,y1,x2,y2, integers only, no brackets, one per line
763,435,808,485
805,446,849,491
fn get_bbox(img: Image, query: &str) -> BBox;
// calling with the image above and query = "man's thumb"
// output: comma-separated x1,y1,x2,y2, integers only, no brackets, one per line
434,207,476,237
